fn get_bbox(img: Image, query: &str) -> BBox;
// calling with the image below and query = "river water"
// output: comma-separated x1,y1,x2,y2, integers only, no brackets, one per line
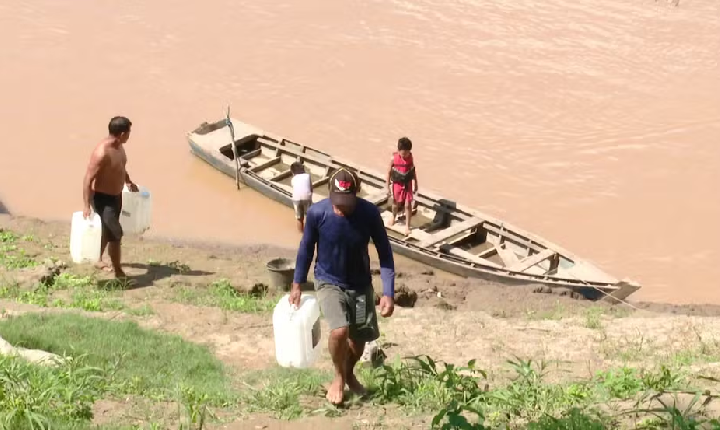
1,0,718,303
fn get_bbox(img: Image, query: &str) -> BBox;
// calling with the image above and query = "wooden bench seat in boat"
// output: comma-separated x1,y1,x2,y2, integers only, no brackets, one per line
417,218,485,248
508,248,558,273
443,247,504,269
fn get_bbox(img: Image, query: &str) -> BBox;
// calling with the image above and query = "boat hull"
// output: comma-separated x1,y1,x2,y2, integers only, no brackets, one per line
187,120,640,302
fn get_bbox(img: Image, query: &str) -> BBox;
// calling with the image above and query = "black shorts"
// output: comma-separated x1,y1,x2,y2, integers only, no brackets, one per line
92,191,123,242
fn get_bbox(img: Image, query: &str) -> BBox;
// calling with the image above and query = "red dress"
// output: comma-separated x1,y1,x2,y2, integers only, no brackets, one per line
391,152,415,204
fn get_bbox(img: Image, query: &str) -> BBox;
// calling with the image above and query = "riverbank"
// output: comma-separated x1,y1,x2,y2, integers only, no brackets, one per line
1,214,720,429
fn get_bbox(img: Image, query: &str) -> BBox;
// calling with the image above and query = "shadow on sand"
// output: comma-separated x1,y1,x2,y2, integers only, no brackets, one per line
0,198,9,215
97,262,214,290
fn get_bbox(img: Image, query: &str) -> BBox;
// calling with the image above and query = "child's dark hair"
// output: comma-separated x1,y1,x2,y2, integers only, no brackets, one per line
290,162,305,175
398,137,412,151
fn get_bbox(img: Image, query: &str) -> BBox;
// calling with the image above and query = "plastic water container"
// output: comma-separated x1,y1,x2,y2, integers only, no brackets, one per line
120,185,152,235
69,211,102,263
272,293,322,368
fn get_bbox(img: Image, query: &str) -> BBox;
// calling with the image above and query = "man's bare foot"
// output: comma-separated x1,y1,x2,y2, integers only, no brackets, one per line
326,377,345,405
95,261,113,272
404,226,411,236
114,269,127,279
347,373,367,396
387,218,395,227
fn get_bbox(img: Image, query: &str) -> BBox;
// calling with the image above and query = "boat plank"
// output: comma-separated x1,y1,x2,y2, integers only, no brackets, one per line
251,156,281,172
509,249,557,273
418,218,484,248
364,193,390,206
445,247,504,269
495,244,521,267
484,224,544,253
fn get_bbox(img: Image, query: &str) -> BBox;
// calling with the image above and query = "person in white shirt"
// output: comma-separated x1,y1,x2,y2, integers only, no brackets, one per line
290,162,313,232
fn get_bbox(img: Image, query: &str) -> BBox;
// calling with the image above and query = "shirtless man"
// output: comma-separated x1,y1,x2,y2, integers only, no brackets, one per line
82,116,139,278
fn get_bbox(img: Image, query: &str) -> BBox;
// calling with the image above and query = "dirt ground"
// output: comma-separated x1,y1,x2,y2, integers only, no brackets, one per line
2,214,720,429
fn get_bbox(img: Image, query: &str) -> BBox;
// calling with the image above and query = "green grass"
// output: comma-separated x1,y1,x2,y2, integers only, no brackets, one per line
176,279,277,313
0,310,717,429
0,353,106,429
0,312,236,429
0,313,235,405
240,367,329,419
126,303,154,317
0,229,39,269
354,355,716,429
0,273,126,312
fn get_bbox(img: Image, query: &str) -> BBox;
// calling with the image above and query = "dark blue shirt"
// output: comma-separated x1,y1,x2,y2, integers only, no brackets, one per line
293,198,395,297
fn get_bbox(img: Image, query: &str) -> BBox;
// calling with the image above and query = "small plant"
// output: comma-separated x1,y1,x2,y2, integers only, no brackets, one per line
631,392,720,430
585,307,604,329
366,355,487,413
432,401,487,430
177,384,212,430
0,229,17,243
242,368,326,419
526,408,608,430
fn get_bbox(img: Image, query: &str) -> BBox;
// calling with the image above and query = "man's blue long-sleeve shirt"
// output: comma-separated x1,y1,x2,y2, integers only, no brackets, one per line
293,198,395,297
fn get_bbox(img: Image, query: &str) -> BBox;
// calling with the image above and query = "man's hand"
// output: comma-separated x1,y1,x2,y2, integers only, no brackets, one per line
379,295,394,318
83,205,92,220
127,182,139,192
288,283,302,307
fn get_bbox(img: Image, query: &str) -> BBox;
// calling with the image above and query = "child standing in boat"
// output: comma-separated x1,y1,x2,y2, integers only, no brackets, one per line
386,137,418,236
291,162,313,233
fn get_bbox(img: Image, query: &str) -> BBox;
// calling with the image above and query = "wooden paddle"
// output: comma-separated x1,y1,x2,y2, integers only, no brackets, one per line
225,105,241,189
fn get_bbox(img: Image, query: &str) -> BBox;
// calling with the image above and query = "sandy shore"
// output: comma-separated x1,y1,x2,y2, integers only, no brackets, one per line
2,213,720,428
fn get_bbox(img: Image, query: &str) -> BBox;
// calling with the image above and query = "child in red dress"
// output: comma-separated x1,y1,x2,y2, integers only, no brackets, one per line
386,137,418,236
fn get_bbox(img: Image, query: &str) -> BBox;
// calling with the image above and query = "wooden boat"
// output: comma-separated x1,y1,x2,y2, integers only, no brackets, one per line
187,117,641,302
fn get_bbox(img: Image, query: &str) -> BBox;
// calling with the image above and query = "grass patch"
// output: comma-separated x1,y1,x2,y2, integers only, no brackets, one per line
585,307,604,329
0,273,125,312
147,259,191,274
126,303,154,317
525,302,567,321
0,228,38,269
177,279,276,313
0,353,107,429
0,312,235,405
0,228,18,243
240,367,329,419
358,355,712,429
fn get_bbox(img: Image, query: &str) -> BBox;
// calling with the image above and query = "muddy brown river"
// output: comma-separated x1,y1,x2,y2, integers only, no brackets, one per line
0,0,718,303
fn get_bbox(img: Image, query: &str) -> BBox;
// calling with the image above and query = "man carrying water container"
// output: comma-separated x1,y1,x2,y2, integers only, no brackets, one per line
289,167,395,405
82,116,139,278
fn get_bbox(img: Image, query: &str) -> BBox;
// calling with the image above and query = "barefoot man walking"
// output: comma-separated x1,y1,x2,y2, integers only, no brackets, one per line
82,116,139,278
289,168,395,405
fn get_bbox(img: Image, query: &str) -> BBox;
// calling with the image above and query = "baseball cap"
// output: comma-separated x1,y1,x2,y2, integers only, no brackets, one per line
329,168,359,208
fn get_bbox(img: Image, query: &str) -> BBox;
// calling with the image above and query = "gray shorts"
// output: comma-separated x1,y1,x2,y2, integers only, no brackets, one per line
293,199,312,220
314,281,380,343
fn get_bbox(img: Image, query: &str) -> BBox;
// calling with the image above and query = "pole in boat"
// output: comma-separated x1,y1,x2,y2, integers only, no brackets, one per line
225,106,240,190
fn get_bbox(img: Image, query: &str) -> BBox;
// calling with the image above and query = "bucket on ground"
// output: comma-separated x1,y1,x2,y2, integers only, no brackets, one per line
70,211,102,264
272,293,322,368
266,257,295,291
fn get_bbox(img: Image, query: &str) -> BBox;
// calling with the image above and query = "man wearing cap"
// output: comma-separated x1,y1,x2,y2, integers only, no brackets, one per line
289,168,395,405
